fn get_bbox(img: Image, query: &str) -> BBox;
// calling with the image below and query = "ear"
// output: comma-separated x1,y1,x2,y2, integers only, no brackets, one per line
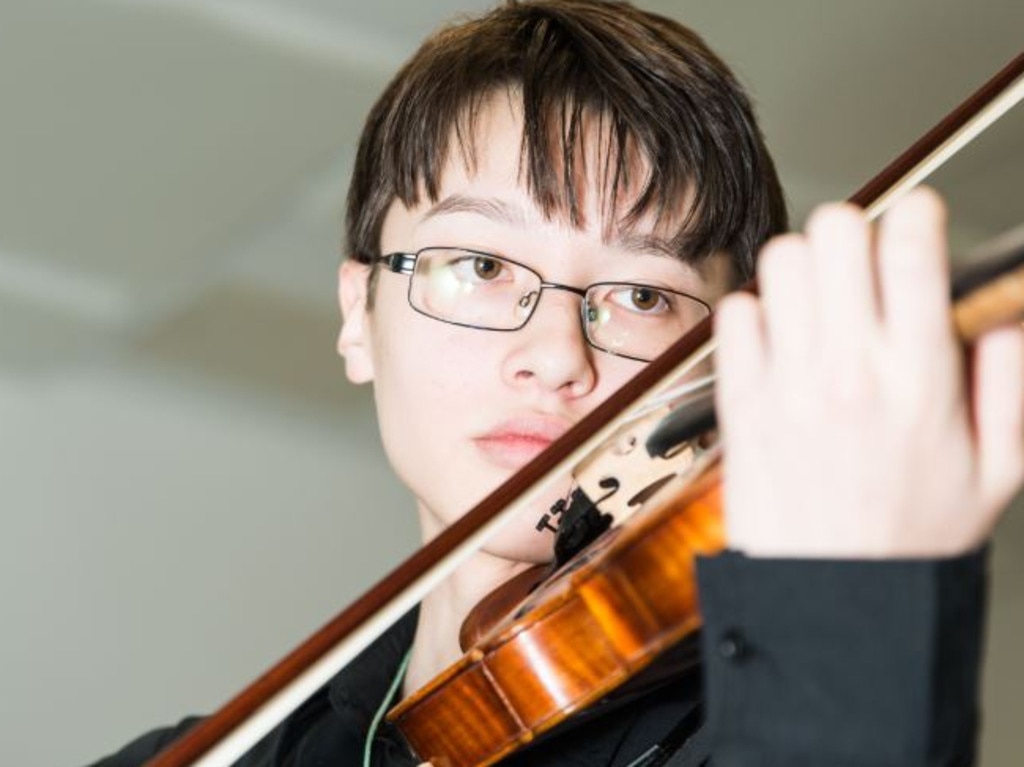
337,260,375,384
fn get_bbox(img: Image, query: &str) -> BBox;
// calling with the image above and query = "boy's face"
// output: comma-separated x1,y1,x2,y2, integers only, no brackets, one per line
338,92,728,564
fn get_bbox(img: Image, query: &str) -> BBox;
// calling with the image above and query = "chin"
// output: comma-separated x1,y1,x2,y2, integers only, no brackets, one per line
417,477,568,565
483,520,558,565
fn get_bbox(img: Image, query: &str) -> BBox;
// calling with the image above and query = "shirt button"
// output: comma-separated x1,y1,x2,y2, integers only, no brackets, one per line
717,629,749,662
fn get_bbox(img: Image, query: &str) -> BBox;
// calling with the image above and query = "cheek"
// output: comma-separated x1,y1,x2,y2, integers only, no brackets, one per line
598,353,650,393
370,307,506,510
370,281,473,410
375,314,491,415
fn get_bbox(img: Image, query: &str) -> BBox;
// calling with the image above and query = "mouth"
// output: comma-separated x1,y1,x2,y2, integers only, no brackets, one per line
473,416,572,470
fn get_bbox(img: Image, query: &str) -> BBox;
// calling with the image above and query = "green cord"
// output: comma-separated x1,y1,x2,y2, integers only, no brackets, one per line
363,648,414,767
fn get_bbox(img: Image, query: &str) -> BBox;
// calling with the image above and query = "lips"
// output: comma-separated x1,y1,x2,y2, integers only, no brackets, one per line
473,415,573,470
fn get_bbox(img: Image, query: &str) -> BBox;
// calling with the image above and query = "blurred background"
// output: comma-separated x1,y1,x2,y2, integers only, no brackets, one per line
0,1,1021,764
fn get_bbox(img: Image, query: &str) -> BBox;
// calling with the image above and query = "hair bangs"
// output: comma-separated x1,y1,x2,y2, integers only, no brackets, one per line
347,1,787,284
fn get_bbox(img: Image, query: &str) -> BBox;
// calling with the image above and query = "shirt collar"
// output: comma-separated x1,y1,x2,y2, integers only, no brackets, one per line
328,607,419,724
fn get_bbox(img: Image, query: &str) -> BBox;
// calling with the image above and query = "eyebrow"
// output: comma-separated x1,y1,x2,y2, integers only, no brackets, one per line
422,193,684,260
423,194,528,227
613,231,681,260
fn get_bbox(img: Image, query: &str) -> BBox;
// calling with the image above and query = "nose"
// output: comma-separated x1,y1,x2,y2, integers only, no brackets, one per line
501,287,597,398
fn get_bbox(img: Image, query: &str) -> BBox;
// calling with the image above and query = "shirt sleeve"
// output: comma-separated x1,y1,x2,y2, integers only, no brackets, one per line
83,682,378,767
695,547,988,767
83,718,202,767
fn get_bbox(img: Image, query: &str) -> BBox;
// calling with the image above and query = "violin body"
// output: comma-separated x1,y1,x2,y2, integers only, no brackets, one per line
388,458,724,767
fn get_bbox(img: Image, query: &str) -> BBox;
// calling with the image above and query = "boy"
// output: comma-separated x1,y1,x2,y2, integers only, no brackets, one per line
93,1,1024,765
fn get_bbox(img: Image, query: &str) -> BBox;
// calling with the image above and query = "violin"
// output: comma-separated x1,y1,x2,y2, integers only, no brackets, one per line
144,51,1024,767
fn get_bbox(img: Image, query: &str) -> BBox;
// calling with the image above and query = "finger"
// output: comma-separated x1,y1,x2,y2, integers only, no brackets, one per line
715,290,767,550
714,290,767,421
974,323,1024,516
756,233,818,370
806,202,880,360
876,188,957,360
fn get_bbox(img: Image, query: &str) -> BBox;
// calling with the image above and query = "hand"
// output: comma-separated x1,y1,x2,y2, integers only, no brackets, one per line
715,188,1024,558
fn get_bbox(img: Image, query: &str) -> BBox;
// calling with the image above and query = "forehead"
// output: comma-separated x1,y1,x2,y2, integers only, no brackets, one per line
432,89,695,255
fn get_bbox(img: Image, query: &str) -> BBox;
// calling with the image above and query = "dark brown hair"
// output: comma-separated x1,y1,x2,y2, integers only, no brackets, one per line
345,0,787,285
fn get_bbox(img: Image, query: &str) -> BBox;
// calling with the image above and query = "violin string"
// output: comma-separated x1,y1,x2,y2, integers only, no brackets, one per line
618,338,717,429
630,372,715,418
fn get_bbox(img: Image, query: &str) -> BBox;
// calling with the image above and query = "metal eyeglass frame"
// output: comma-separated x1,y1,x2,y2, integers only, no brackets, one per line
373,246,711,363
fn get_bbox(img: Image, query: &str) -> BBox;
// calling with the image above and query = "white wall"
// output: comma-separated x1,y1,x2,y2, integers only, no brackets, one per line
0,361,416,765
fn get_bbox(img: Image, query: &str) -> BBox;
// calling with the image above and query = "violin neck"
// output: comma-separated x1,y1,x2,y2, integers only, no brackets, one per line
953,224,1024,341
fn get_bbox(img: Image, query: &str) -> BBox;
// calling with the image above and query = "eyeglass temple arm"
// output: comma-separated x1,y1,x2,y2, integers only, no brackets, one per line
376,253,417,274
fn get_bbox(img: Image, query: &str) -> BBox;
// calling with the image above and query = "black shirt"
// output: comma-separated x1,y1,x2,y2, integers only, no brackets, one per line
89,549,987,767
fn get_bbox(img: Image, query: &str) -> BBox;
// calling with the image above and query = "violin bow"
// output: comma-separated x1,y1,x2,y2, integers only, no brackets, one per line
145,50,1024,767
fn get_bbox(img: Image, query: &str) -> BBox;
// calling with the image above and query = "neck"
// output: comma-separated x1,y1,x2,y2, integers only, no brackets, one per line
403,507,536,697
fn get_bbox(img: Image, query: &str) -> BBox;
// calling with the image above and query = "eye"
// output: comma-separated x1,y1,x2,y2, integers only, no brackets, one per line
448,253,511,284
472,256,503,280
607,285,671,314
629,287,663,311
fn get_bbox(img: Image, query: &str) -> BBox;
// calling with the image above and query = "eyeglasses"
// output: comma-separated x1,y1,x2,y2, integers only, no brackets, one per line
374,247,711,363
